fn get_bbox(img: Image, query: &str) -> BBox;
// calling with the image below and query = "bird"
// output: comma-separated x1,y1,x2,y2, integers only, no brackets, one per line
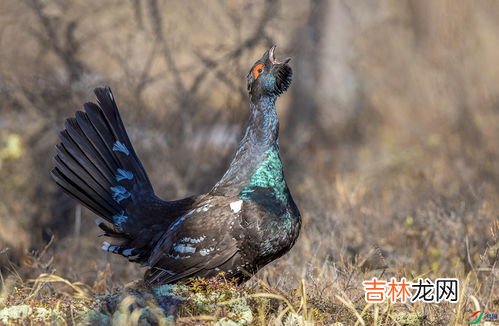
51,45,301,285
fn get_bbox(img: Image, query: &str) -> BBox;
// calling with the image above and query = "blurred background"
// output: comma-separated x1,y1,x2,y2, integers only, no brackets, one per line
0,0,497,305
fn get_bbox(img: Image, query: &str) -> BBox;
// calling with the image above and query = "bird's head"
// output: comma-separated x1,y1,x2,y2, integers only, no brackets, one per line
246,45,292,100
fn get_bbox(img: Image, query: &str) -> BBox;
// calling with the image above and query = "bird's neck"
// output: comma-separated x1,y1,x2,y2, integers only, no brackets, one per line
245,95,279,147
211,95,280,195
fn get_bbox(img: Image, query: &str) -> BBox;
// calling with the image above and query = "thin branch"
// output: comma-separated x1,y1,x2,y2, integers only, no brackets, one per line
147,0,186,94
188,0,279,95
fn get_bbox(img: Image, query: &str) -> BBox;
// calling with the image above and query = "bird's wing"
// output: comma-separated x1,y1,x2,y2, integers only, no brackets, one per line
51,87,197,263
145,196,244,284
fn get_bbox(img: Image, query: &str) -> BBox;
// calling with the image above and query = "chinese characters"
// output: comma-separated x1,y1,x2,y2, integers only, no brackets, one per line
362,277,459,303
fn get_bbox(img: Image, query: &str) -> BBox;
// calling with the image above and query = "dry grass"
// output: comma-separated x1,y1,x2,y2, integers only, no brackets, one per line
0,193,496,325
0,255,495,325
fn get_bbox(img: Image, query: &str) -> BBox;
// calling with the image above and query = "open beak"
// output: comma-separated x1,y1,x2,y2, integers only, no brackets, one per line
268,45,292,95
269,45,291,65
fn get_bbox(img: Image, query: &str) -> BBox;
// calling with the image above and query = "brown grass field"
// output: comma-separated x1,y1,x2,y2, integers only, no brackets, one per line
0,0,497,325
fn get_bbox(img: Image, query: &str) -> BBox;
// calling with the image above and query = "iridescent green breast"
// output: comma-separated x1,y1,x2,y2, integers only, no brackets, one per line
239,146,288,204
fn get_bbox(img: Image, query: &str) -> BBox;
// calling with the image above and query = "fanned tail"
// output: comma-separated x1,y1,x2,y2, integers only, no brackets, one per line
51,87,195,263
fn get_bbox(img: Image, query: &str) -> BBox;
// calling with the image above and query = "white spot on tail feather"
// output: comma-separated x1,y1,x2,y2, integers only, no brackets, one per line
230,200,243,213
102,242,118,253
101,241,110,251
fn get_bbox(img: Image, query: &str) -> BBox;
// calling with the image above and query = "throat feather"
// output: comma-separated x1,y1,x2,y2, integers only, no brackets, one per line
239,146,288,204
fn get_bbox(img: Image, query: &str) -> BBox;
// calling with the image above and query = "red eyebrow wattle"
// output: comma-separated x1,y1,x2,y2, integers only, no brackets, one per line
252,63,264,79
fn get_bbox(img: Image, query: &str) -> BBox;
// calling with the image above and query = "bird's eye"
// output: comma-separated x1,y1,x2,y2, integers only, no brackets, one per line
252,63,265,79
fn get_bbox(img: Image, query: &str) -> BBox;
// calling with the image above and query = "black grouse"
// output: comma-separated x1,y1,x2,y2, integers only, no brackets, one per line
51,46,301,285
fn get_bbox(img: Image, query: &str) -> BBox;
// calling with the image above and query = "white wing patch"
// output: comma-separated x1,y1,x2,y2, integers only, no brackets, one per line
230,200,243,213
195,203,213,213
180,236,205,244
173,243,196,254
199,247,216,256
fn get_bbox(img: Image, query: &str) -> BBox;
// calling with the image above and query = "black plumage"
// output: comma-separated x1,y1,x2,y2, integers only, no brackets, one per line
51,46,301,284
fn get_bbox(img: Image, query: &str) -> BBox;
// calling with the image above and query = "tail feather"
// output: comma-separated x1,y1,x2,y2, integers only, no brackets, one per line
52,88,150,220
83,101,148,195
66,114,116,184
53,146,119,215
94,88,152,189
97,221,130,238
51,166,114,218
83,103,122,172
75,107,123,185
57,128,117,205
51,87,194,264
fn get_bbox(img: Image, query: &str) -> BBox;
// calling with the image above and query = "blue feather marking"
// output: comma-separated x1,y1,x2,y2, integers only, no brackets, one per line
171,210,194,229
173,243,196,254
110,186,131,203
122,249,134,256
102,241,119,252
112,141,129,156
112,210,128,227
115,168,134,181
